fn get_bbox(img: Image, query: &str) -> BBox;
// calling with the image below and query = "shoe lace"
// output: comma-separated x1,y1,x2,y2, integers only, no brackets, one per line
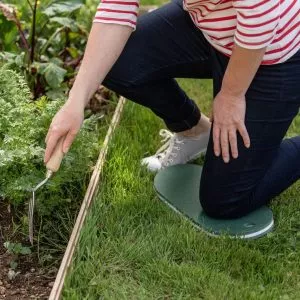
155,129,184,166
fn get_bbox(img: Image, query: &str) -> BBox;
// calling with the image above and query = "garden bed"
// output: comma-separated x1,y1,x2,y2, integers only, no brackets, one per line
0,202,52,300
0,66,117,299
0,98,121,300
0,1,119,298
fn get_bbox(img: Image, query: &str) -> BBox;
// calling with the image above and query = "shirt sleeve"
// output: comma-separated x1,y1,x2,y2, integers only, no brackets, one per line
233,0,280,49
93,0,139,30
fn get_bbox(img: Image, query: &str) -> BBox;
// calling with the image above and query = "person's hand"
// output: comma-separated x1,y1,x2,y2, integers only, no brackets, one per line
211,89,250,163
44,101,84,163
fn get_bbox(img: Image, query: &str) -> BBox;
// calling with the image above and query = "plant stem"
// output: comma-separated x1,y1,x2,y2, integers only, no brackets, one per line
28,0,38,98
25,0,34,12
29,0,38,65
13,12,30,51
39,27,65,56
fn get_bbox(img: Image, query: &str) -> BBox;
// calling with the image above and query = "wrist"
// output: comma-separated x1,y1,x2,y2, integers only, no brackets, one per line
218,86,246,103
67,89,89,109
221,81,246,98
66,96,86,111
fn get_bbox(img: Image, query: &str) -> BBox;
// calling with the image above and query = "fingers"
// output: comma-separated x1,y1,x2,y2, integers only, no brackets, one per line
229,128,238,159
214,123,250,163
213,125,221,157
44,130,61,163
221,129,230,163
238,123,251,148
63,130,78,153
44,127,78,163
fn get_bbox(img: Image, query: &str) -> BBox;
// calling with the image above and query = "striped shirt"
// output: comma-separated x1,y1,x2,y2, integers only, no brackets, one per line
94,0,300,65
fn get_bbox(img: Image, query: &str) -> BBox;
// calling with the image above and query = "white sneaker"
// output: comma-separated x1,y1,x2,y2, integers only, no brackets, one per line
141,129,210,172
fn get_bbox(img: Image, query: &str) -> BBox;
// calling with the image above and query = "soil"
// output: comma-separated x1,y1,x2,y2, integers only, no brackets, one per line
0,86,115,299
0,201,55,300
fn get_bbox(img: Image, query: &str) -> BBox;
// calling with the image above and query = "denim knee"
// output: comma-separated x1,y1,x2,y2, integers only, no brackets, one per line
102,67,137,94
199,184,253,219
200,188,225,219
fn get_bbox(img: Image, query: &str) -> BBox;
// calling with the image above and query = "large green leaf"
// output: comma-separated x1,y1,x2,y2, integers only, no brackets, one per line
50,16,78,31
43,0,84,17
0,51,25,66
40,62,67,88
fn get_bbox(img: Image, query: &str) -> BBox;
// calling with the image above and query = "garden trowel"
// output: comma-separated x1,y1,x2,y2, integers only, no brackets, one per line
28,138,65,245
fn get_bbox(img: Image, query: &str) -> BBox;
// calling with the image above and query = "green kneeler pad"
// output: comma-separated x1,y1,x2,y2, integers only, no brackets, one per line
154,164,274,239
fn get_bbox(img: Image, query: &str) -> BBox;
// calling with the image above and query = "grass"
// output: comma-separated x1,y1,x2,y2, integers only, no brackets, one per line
62,0,300,298
62,77,300,299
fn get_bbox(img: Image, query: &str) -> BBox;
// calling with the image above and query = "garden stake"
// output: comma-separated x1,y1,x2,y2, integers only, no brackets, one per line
29,138,65,245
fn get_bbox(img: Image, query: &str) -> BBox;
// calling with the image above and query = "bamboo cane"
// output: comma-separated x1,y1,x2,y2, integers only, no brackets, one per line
49,97,126,300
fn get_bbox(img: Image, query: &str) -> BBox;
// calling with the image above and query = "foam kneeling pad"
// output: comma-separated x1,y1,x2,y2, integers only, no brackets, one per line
154,164,274,239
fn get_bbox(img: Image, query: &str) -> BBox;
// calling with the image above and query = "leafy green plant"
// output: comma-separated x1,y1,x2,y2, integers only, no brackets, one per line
4,241,31,272
0,0,98,99
0,65,105,217
4,241,31,256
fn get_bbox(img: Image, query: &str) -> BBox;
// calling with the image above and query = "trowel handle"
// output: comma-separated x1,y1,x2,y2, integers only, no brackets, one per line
46,137,65,173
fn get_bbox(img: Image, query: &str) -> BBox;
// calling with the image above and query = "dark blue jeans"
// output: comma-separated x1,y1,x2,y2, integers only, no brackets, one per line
103,0,300,218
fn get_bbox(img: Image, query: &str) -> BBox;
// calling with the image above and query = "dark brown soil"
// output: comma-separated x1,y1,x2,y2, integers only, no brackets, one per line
0,202,55,299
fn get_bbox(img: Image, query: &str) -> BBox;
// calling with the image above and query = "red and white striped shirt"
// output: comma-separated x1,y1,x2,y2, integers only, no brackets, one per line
94,0,300,65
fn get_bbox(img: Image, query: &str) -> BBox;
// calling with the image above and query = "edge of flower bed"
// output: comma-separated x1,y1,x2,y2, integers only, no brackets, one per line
49,97,126,300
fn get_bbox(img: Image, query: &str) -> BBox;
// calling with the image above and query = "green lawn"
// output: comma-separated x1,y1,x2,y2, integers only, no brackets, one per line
62,1,300,298
62,77,300,299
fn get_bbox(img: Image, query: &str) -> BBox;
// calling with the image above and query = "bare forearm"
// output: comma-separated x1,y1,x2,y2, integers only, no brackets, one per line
222,45,266,97
68,23,132,108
